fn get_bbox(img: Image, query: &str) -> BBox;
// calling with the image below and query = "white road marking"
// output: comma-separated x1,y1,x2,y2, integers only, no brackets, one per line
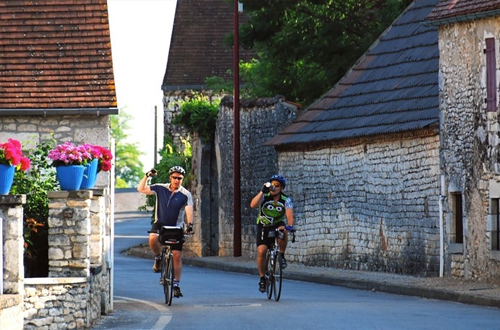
115,295,172,330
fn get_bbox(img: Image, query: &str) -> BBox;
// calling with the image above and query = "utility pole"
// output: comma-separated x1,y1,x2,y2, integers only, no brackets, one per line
233,0,242,257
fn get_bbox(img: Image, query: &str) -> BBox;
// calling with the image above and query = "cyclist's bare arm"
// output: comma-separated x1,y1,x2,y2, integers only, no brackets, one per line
285,208,294,227
185,204,194,232
137,175,154,194
250,191,264,208
137,168,157,195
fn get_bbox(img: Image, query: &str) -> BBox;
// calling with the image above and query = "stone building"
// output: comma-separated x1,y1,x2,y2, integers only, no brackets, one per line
427,0,500,280
0,1,117,328
265,0,442,276
0,0,117,164
161,0,255,143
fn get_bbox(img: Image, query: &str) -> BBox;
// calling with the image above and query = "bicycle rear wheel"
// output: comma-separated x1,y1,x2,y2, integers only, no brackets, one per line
265,251,273,300
163,254,174,305
273,251,283,301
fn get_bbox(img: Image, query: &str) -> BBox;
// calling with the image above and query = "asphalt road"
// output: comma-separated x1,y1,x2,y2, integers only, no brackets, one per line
91,210,500,330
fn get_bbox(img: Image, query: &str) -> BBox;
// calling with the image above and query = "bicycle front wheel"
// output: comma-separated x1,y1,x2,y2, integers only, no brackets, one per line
266,251,273,300
163,254,174,305
273,251,283,301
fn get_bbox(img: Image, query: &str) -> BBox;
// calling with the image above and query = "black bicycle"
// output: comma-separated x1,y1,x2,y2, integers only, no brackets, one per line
156,226,185,306
265,228,295,301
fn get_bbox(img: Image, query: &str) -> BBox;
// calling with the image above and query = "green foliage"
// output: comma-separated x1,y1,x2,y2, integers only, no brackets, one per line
139,137,193,215
172,96,220,142
205,76,233,95
230,0,413,106
111,109,145,187
11,140,59,277
205,62,260,99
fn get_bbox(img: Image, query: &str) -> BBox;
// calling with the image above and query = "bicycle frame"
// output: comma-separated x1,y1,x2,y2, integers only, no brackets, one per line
265,228,285,301
160,244,175,305
157,226,184,306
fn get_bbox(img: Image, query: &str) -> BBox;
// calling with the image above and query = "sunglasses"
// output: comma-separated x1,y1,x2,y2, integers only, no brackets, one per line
272,182,281,188
172,176,184,180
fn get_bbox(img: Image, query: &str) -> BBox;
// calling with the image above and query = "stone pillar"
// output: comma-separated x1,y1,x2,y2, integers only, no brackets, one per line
0,195,26,294
48,191,92,277
89,190,105,265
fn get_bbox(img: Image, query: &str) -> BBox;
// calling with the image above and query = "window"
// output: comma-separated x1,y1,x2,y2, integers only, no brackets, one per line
485,38,497,112
451,193,464,244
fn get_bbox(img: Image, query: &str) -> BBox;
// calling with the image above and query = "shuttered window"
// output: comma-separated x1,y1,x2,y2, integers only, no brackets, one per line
485,38,497,112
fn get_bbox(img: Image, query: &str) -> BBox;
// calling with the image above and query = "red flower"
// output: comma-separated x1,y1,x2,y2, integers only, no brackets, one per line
0,138,31,171
81,143,113,172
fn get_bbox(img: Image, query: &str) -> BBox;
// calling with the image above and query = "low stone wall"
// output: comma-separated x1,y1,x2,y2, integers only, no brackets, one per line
0,190,112,330
23,270,105,330
24,278,90,329
0,295,23,330
0,195,25,330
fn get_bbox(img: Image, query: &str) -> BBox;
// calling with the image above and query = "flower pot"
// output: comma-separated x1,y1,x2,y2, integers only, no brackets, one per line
56,165,85,191
0,164,15,195
80,159,98,189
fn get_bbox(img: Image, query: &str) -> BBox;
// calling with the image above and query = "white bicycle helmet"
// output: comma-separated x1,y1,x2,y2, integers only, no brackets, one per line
169,166,186,176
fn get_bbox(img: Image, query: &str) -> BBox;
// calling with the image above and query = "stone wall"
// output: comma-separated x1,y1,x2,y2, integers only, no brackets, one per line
215,96,300,256
0,190,111,330
0,113,114,329
0,195,26,330
23,278,90,330
278,131,441,275
437,17,500,280
215,97,441,275
22,190,111,329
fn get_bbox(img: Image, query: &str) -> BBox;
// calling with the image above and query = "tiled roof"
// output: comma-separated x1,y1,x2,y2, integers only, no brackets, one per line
162,0,256,91
427,0,500,22
0,0,117,110
266,0,440,148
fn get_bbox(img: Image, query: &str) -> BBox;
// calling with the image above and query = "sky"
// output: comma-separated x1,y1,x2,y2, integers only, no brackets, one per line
107,0,177,172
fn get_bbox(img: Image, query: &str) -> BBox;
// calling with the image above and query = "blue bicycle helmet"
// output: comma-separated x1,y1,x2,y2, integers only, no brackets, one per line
269,174,286,189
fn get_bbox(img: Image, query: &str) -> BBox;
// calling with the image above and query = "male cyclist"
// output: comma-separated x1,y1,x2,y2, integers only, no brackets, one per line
137,166,194,298
250,174,294,293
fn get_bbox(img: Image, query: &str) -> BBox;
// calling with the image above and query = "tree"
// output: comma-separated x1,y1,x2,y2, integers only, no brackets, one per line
111,109,145,187
234,0,413,106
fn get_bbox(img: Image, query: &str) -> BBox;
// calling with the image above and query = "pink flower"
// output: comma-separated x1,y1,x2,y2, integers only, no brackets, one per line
49,142,112,171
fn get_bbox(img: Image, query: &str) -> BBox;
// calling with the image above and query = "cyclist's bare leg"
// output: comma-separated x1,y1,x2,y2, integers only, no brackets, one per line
149,233,160,256
257,244,268,277
173,250,182,281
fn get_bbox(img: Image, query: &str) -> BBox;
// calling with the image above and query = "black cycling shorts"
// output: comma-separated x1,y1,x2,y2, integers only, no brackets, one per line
257,221,286,248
